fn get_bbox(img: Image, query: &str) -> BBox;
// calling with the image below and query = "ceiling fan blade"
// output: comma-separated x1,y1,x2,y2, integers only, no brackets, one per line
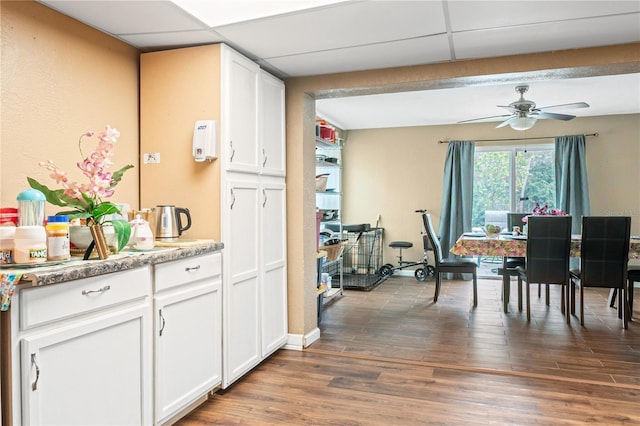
458,114,512,124
495,116,517,128
537,102,589,112
533,111,576,121
497,105,519,114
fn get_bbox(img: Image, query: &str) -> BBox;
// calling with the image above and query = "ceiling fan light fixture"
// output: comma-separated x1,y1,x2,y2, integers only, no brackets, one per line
509,116,536,131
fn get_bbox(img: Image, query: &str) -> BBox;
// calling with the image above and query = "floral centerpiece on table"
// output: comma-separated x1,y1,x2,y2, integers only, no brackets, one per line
27,125,133,252
522,203,566,223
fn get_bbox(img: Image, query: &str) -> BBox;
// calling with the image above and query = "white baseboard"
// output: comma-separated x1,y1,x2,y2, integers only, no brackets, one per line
285,328,321,350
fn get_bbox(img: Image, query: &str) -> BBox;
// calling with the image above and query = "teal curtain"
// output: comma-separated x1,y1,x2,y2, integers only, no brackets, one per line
555,135,590,234
439,141,475,260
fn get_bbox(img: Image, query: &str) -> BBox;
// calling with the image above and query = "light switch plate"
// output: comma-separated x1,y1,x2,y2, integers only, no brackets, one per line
143,153,160,164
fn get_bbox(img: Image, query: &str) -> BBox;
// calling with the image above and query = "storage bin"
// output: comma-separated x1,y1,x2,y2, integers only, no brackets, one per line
315,174,329,192
324,241,346,261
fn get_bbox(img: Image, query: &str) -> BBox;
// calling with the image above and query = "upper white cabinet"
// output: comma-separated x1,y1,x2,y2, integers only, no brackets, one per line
221,47,260,174
258,70,286,177
221,48,286,177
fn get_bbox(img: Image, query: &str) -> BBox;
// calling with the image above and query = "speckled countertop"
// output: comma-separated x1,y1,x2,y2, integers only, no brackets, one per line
3,240,224,287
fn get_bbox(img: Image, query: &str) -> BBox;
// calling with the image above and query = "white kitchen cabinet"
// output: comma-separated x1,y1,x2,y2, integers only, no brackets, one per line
222,178,288,386
258,70,286,177
13,267,153,426
153,252,222,425
223,178,261,386
221,46,260,174
221,47,286,178
261,180,288,356
220,45,287,388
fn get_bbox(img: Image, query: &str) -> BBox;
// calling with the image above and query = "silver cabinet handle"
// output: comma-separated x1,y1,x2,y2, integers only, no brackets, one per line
230,188,236,210
82,285,111,295
229,140,235,162
262,189,267,207
185,265,201,272
31,353,40,391
159,310,166,336
262,148,267,167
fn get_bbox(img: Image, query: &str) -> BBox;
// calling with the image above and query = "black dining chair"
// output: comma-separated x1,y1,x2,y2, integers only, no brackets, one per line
569,216,631,329
607,266,638,319
499,213,529,310
515,215,572,322
422,213,478,306
627,268,638,319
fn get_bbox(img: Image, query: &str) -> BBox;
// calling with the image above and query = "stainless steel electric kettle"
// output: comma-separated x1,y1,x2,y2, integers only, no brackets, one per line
155,205,192,239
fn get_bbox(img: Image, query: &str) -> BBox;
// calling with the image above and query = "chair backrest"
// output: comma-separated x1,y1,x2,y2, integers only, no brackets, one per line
423,213,443,264
526,215,572,284
485,210,508,232
580,216,631,289
508,212,529,229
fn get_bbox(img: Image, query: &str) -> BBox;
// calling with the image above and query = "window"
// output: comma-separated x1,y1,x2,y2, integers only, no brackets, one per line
472,145,556,228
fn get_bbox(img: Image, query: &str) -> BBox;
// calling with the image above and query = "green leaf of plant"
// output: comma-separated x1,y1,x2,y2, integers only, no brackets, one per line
109,219,131,252
27,177,91,211
109,165,134,190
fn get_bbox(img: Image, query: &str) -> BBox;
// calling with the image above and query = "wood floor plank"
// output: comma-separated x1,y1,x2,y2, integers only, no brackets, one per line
178,276,640,425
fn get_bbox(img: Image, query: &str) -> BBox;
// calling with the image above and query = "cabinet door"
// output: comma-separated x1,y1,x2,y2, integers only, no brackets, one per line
155,280,221,424
261,181,288,356
258,70,286,177
21,303,152,426
223,179,260,387
222,46,260,174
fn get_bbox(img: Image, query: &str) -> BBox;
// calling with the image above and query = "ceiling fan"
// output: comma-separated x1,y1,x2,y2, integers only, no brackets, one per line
459,84,590,130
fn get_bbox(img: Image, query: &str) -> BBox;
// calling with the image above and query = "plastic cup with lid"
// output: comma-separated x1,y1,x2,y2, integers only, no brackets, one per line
17,189,46,226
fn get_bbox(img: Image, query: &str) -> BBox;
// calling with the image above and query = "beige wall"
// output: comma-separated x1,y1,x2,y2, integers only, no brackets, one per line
343,114,640,266
140,45,221,240
285,43,640,337
1,1,140,213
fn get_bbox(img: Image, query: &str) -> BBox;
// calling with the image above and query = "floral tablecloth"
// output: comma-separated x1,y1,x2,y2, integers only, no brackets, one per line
451,234,640,259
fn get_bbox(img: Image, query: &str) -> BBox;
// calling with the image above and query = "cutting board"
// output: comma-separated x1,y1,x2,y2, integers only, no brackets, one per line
154,239,216,247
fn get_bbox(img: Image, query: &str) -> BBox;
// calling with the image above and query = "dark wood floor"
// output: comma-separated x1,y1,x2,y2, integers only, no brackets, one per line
178,276,640,425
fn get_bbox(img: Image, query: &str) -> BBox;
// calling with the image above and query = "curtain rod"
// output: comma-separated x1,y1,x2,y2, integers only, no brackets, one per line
438,132,598,144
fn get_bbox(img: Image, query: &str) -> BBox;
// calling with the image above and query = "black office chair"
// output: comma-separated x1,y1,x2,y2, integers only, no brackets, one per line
422,213,478,306
515,215,572,322
569,216,631,329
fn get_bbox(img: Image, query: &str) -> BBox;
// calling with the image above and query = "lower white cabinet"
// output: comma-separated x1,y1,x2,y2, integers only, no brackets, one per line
153,252,222,425
222,177,287,388
7,251,224,425
12,267,153,426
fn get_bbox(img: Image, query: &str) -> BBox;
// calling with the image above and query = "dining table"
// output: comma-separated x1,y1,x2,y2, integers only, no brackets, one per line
450,232,640,313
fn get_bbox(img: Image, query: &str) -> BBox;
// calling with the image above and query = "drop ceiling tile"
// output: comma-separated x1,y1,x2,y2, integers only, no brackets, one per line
448,0,640,32
454,14,640,59
38,0,207,35
171,0,350,27
119,30,224,50
263,34,451,77
216,0,447,58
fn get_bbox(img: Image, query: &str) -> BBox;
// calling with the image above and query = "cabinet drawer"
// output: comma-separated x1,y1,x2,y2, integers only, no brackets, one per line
19,267,151,330
155,252,221,292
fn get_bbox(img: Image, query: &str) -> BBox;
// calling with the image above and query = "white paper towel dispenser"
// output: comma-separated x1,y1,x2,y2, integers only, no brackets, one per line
193,120,217,162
